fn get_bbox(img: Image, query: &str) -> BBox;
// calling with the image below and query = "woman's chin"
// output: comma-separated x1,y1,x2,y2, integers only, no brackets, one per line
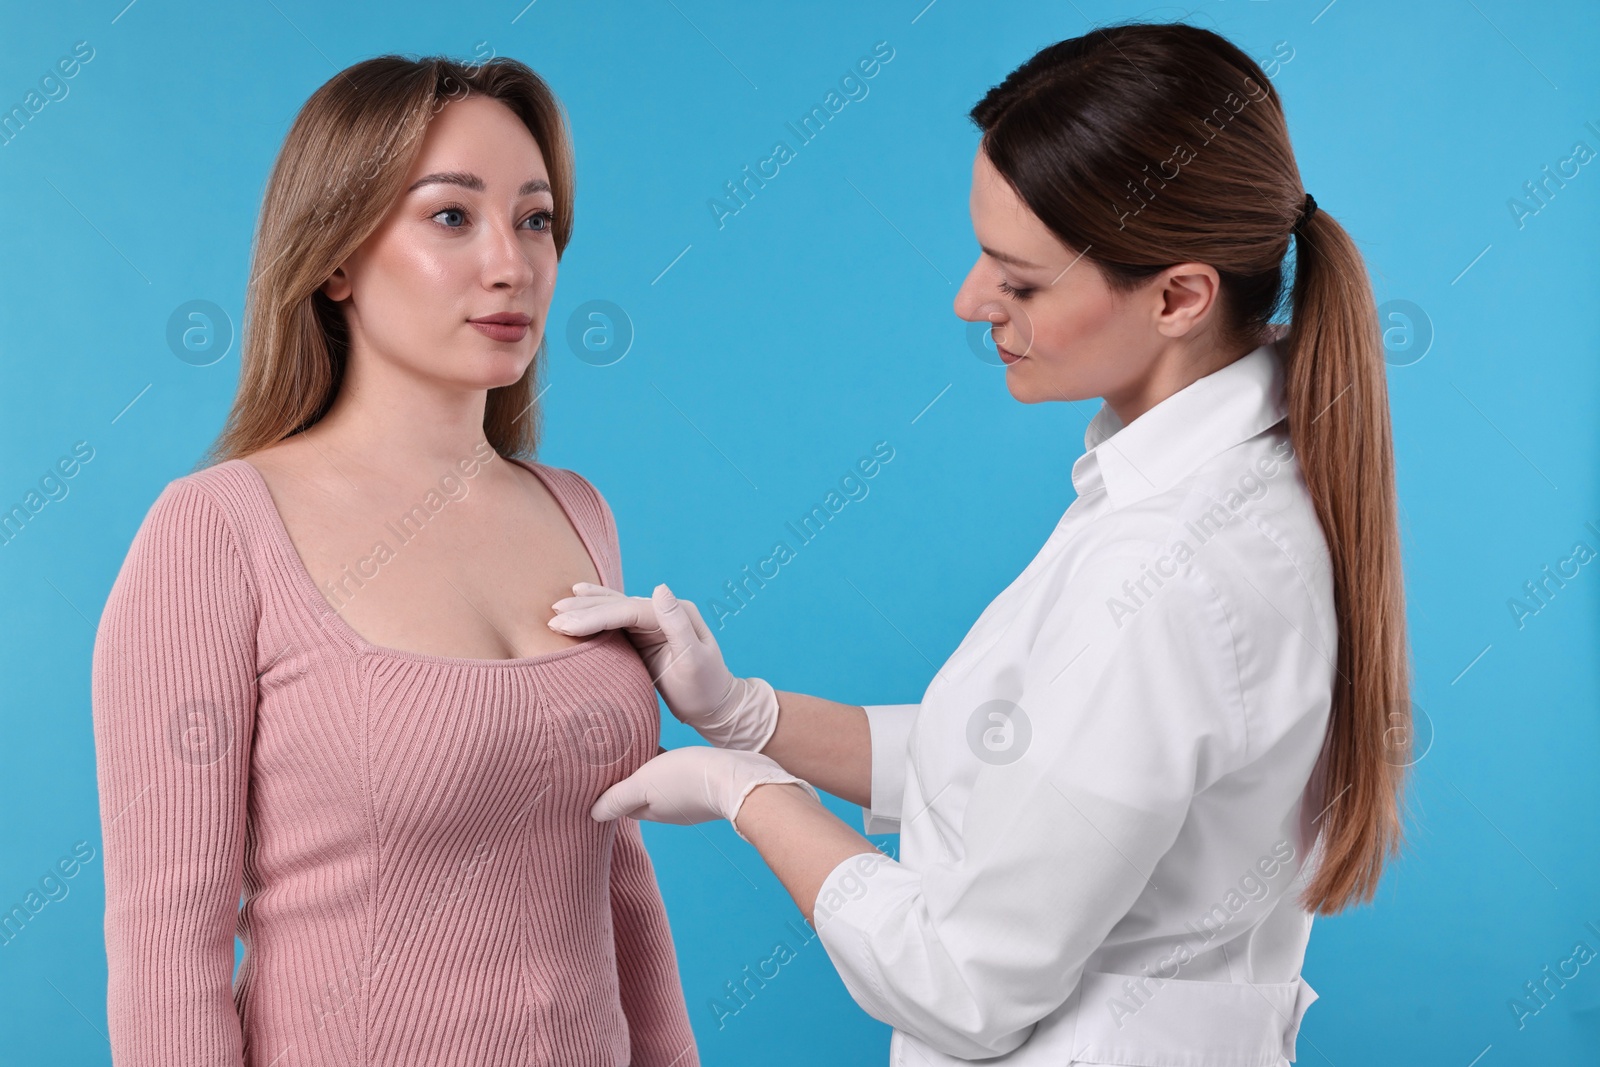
461,350,538,389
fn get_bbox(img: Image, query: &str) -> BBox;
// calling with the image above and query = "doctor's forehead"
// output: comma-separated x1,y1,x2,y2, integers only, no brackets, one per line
968,150,1070,269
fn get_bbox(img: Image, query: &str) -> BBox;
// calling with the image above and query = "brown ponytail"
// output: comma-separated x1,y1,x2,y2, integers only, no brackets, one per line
970,21,1411,914
1280,204,1411,913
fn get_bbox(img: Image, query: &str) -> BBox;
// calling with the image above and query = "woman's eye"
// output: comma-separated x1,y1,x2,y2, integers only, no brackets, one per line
998,280,1036,300
429,206,552,232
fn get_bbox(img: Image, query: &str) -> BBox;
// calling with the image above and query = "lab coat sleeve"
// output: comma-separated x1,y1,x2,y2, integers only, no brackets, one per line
862,703,920,834
811,555,1249,1059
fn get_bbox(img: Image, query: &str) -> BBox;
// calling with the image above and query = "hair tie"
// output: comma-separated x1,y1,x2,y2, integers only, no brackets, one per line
1293,192,1318,235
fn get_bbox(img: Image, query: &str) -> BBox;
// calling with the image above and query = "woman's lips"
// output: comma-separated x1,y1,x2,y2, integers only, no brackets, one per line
997,344,1024,364
470,320,529,342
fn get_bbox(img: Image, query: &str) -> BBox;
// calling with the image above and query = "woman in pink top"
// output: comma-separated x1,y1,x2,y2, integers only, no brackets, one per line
90,55,747,1066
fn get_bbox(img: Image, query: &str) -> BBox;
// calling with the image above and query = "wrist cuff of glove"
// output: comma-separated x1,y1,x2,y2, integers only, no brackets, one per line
703,675,781,752
729,774,821,845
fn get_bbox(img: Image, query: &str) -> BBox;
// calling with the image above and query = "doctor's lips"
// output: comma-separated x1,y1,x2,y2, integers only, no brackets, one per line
469,311,531,343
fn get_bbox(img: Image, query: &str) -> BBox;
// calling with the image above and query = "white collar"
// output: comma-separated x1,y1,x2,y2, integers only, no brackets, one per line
1071,333,1291,508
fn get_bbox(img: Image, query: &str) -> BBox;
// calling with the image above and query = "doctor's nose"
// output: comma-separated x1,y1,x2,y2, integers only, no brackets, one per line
955,280,1007,336
953,261,998,323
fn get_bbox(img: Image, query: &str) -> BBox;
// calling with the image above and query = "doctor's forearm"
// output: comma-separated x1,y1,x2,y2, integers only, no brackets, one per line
733,781,880,922
758,690,872,807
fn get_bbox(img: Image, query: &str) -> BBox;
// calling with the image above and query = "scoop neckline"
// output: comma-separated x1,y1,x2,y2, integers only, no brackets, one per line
228,454,615,669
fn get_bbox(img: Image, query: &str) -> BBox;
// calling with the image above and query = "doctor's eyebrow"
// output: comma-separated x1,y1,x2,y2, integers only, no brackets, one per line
986,243,1093,287
406,171,551,197
981,245,1046,269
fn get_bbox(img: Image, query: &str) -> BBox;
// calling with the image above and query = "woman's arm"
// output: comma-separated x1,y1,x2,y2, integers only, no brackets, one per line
757,691,872,807
608,818,700,1067
574,476,702,1064
91,479,258,1067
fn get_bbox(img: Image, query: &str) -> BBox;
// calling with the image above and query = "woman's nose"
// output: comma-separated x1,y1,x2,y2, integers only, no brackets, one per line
484,224,542,291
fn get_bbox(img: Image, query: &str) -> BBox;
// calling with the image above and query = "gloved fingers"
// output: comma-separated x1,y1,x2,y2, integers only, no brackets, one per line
589,746,821,831
570,581,626,598
551,590,653,616
590,772,653,822
548,598,664,637
650,584,704,656
552,592,640,612
678,597,716,643
551,582,644,622
590,748,714,824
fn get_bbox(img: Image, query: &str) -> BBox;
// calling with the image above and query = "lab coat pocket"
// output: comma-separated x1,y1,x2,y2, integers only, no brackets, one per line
1039,969,1318,1066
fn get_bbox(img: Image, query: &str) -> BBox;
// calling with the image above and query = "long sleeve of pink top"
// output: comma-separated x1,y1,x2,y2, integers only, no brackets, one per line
90,457,699,1066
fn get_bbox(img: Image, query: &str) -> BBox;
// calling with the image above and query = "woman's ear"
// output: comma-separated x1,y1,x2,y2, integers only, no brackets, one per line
322,264,352,302
1154,262,1221,339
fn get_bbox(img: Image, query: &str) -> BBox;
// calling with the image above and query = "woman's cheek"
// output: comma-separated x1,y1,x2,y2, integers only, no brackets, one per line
532,250,559,301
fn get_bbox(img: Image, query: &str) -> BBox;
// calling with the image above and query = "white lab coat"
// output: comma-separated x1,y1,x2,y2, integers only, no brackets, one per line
812,335,1334,1065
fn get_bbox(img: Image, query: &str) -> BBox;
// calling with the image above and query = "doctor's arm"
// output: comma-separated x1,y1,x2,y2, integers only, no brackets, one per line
547,583,917,816
758,691,916,811
734,780,885,914
746,565,1249,1059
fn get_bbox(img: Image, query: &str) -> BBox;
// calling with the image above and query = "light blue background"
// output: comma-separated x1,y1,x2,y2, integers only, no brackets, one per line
2,1,1597,1063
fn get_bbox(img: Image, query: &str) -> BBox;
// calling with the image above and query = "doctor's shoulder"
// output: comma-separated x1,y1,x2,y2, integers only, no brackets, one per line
1178,428,1337,643
1151,434,1338,733
1065,431,1336,661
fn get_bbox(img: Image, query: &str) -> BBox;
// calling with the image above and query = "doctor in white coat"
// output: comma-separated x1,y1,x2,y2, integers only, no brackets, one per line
551,22,1412,1066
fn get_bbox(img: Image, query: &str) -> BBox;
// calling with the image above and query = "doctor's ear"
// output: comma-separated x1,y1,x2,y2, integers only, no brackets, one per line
322,265,353,302
1152,262,1222,339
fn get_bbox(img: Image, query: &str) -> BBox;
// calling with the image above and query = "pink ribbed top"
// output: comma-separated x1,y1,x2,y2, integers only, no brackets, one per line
90,456,698,1067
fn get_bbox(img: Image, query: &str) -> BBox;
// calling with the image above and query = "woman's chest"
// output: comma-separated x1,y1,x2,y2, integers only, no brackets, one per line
252,632,661,828
257,455,605,663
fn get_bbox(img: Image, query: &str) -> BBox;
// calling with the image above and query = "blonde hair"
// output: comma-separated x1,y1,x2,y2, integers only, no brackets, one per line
198,54,575,470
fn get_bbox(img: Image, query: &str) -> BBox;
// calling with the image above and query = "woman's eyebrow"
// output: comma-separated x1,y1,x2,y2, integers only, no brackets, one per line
406,171,551,196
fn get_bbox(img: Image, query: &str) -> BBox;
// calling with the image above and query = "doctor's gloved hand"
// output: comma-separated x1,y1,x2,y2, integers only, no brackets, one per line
548,582,781,752
590,746,820,843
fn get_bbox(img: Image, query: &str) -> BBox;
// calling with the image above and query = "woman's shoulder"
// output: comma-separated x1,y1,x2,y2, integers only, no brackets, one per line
103,460,265,621
137,459,261,540
123,459,279,586
517,459,617,532
513,458,624,584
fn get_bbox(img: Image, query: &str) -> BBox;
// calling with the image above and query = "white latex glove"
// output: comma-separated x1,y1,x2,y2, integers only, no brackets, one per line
548,582,781,752
590,746,819,843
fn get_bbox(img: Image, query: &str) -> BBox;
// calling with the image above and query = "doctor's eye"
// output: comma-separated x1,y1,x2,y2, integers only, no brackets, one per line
998,279,1036,301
